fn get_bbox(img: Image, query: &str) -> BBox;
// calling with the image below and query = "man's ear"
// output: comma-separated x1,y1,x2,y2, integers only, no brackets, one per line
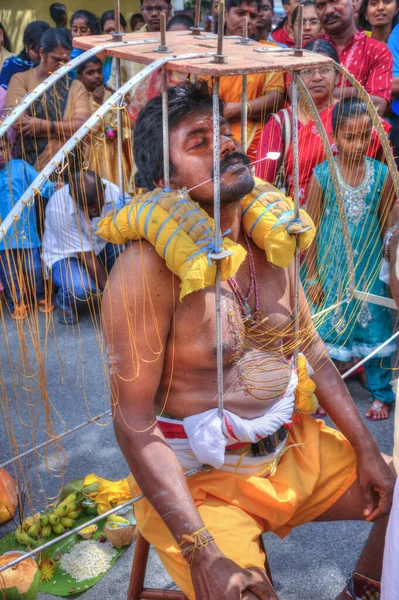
154,178,166,189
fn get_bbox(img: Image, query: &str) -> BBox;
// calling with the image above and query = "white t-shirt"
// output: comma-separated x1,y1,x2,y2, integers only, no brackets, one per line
42,179,120,270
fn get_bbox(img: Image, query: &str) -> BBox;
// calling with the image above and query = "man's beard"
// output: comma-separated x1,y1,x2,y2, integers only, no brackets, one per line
212,152,255,204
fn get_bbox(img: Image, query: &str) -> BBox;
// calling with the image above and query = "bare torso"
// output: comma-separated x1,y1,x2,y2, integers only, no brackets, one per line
152,239,295,420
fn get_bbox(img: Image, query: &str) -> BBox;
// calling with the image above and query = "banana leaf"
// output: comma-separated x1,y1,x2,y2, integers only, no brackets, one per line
0,515,130,596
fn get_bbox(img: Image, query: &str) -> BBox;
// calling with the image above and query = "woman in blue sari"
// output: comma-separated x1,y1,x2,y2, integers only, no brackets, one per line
304,98,396,420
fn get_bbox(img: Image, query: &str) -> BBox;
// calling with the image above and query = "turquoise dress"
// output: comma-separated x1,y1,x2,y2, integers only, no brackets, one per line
303,158,395,403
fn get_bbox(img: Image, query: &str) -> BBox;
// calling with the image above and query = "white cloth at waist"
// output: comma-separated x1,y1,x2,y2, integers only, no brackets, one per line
163,367,298,471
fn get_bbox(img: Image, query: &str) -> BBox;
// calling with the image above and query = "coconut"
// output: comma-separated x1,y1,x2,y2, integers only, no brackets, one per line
103,523,137,548
0,552,40,599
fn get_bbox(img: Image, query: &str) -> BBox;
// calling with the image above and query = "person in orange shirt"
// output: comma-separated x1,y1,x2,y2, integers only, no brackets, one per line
201,0,285,162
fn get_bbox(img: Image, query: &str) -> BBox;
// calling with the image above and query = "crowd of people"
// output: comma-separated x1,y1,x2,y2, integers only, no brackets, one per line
0,0,399,424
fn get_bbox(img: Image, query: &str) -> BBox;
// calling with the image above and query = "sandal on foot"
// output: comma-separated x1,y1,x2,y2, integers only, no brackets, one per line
38,299,55,314
344,571,380,599
365,399,390,421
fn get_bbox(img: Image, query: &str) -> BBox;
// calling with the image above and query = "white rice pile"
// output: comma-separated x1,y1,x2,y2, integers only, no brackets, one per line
59,540,117,582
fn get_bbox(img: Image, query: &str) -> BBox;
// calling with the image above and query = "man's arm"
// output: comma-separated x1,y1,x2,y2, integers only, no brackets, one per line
102,242,271,600
223,91,284,122
77,251,108,291
293,265,394,520
332,86,388,116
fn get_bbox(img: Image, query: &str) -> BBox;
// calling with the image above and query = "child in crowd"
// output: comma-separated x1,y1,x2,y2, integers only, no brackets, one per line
0,140,54,319
305,98,395,421
77,57,131,187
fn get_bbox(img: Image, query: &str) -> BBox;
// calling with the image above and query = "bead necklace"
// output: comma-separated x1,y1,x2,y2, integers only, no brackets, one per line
228,231,260,320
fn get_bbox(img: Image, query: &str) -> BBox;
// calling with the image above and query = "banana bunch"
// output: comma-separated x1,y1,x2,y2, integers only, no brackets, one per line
15,492,83,548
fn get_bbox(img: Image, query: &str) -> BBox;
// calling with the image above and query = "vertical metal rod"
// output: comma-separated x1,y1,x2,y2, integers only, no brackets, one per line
162,68,170,188
213,77,224,420
217,1,225,56
241,74,248,151
292,71,300,365
243,16,248,38
161,13,166,47
195,0,201,29
113,0,125,200
114,0,121,35
294,4,303,56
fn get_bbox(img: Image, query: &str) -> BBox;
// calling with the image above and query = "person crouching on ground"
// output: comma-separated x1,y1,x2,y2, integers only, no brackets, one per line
42,170,123,325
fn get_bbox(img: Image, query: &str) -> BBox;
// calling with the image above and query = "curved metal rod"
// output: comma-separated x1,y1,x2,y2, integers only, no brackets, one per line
0,39,158,139
334,63,399,201
297,76,356,292
0,410,112,469
0,52,211,243
0,465,207,574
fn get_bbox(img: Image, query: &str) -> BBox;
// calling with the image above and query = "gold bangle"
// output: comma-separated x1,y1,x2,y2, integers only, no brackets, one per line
246,102,252,118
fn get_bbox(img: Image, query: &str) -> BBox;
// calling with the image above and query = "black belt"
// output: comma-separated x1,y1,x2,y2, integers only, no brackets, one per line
251,425,287,457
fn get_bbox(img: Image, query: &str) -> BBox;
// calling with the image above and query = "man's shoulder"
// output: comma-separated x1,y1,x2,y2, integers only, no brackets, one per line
107,240,176,305
46,185,73,213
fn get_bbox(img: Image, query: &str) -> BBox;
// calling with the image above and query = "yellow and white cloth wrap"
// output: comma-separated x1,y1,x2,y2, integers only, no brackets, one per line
97,178,315,300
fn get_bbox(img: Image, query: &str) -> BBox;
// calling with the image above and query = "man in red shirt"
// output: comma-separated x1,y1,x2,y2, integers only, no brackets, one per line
315,0,393,115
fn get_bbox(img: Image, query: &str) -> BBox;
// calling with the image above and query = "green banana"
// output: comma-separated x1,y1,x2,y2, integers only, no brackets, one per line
39,513,49,526
53,504,69,517
67,510,81,520
22,516,34,531
41,524,52,538
52,523,65,535
27,523,41,538
65,501,79,513
48,513,60,525
60,517,74,528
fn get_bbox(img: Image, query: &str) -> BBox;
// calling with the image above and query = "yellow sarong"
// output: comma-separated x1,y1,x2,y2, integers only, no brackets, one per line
128,414,357,599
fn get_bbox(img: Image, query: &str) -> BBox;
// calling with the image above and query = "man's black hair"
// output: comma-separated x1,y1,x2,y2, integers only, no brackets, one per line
261,0,274,10
49,3,67,26
130,13,145,30
40,27,72,54
166,14,195,30
0,22,12,52
332,98,370,134
69,169,104,207
100,10,128,31
139,0,172,5
225,0,260,9
77,56,102,76
134,81,223,191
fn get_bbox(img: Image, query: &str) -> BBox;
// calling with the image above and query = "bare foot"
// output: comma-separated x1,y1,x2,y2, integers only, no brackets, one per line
365,399,390,421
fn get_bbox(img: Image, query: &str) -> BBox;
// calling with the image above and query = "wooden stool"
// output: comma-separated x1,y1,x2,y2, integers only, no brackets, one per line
128,531,273,600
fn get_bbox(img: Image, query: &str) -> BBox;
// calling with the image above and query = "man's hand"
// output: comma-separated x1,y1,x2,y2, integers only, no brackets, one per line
92,85,106,106
356,451,395,522
190,544,278,599
223,102,241,122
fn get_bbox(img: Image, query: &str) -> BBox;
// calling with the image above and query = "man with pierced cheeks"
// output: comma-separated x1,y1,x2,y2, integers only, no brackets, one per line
102,83,395,600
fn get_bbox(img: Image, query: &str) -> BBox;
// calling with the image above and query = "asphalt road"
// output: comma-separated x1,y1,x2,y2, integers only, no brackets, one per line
0,308,395,600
